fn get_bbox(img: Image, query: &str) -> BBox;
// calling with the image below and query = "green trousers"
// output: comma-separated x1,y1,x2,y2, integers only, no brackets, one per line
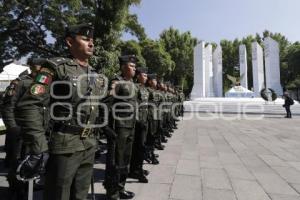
44,146,95,200
105,127,135,200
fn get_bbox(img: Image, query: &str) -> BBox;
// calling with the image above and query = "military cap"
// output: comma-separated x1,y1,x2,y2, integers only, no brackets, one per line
65,23,94,38
136,67,148,75
119,55,138,65
147,73,157,80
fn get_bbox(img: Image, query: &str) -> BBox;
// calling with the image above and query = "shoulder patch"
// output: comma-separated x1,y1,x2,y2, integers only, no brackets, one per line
30,84,46,95
35,73,52,85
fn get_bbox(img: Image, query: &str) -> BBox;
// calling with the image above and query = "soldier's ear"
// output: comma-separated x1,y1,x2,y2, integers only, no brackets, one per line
65,36,74,48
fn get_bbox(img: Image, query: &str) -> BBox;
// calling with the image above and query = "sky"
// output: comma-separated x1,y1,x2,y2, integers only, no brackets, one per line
124,0,300,43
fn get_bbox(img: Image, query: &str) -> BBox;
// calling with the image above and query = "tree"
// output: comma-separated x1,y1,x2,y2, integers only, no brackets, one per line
159,27,197,94
140,39,175,79
220,39,240,92
0,0,143,74
118,40,146,67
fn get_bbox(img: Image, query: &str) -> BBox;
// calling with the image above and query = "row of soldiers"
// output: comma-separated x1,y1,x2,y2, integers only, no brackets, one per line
0,23,184,200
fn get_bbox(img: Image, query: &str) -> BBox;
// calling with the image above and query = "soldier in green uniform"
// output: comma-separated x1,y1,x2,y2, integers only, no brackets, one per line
104,55,137,200
128,67,149,183
144,74,160,164
1,59,43,200
16,23,106,200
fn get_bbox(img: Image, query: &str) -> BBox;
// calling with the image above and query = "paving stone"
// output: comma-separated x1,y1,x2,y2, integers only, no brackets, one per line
176,159,201,176
181,150,199,160
223,164,255,180
148,165,176,184
218,152,243,165
231,179,271,200
288,162,300,172
272,166,300,184
201,168,232,190
135,183,171,200
170,175,202,200
203,188,236,200
269,194,300,200
259,154,289,167
251,171,298,195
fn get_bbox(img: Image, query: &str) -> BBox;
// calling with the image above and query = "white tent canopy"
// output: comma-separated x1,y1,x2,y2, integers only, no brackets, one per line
225,86,254,98
0,63,29,91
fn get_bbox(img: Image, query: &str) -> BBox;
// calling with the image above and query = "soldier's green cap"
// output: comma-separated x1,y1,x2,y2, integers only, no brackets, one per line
119,55,138,65
136,67,148,75
147,73,157,80
65,23,94,38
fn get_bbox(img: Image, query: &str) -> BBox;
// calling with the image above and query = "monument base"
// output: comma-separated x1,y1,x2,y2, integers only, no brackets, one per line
184,97,300,115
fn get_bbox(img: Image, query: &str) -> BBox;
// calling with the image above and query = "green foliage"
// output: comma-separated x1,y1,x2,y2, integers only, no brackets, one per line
124,14,147,41
140,39,175,79
118,40,145,67
159,27,197,94
220,39,240,92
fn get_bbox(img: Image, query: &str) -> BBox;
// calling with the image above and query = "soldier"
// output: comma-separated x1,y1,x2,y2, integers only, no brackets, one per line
144,74,160,164
104,55,137,200
1,59,43,200
16,23,106,200
283,92,294,118
128,67,149,183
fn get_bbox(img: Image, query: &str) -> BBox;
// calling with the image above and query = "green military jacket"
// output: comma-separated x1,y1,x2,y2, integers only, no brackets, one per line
136,83,149,125
147,87,161,120
16,57,106,154
1,74,33,129
109,75,138,129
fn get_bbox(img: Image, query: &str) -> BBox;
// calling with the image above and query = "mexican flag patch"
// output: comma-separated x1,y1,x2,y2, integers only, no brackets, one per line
36,74,51,85
30,84,46,95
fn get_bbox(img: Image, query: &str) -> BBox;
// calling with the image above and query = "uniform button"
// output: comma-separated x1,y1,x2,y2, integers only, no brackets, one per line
91,106,95,110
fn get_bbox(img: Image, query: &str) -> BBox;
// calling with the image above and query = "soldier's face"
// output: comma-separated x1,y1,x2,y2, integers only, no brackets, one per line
137,73,147,84
122,62,136,78
149,79,157,88
66,35,94,58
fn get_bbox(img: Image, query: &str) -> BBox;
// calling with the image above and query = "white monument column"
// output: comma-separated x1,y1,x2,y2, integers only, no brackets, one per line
239,44,248,89
213,45,223,97
191,41,206,99
205,44,214,97
264,37,283,96
251,42,264,97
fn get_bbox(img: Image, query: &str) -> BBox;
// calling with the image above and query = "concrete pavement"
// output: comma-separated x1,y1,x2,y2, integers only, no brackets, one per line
1,113,300,200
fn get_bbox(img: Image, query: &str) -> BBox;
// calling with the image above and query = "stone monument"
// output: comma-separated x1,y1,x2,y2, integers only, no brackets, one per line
205,44,214,97
251,42,264,97
239,44,248,89
213,45,223,97
191,41,206,99
264,37,283,96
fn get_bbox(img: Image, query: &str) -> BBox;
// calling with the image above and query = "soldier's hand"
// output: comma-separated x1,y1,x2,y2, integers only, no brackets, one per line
17,152,49,180
103,126,117,139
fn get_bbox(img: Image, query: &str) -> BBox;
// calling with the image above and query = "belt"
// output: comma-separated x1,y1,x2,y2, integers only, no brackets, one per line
53,123,93,138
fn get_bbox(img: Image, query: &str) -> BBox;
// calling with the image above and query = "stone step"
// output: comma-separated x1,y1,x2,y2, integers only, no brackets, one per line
184,98,300,115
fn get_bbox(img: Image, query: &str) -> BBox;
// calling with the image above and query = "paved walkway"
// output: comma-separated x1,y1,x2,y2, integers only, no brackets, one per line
1,114,300,200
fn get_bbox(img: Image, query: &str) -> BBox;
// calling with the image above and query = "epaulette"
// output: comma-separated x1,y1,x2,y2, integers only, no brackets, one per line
49,57,71,65
113,75,123,81
18,74,32,81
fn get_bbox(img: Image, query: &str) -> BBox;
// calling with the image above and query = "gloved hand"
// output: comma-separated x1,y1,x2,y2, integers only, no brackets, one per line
17,152,49,181
103,126,117,139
